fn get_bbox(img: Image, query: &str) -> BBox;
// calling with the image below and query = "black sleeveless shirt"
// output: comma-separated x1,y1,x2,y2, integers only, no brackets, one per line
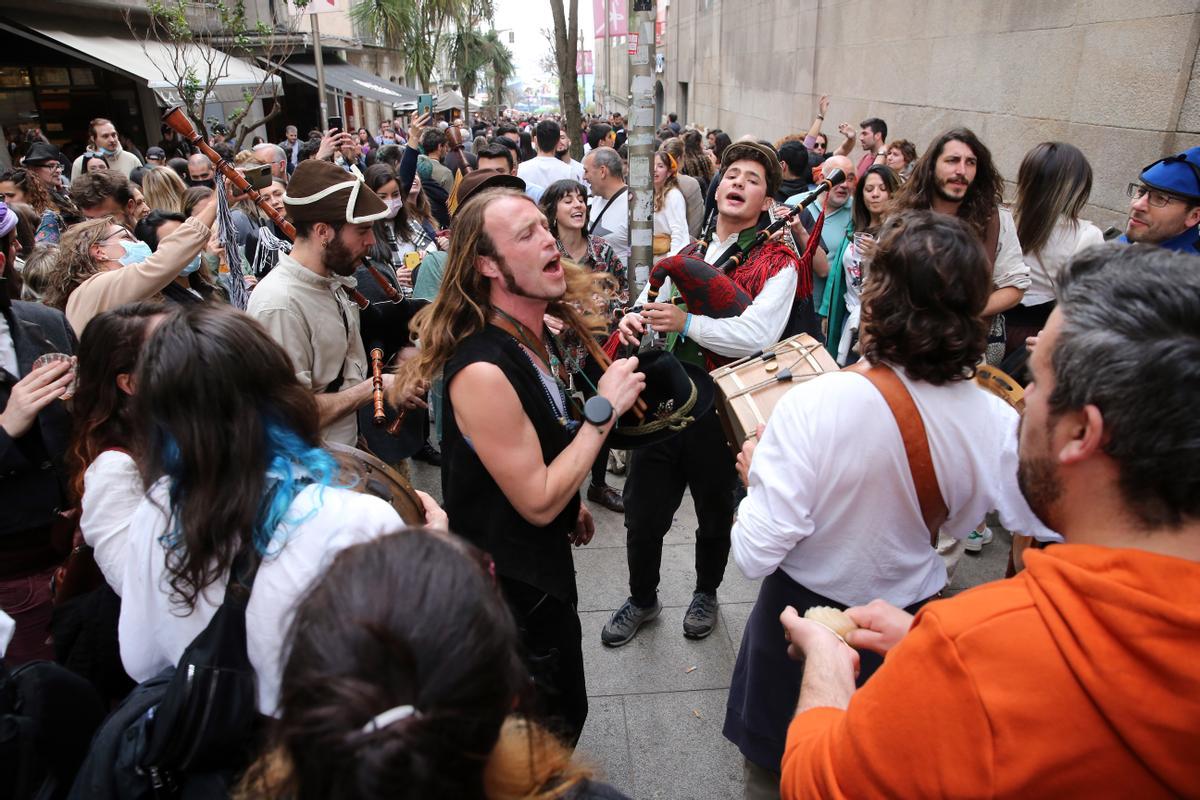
441,325,580,604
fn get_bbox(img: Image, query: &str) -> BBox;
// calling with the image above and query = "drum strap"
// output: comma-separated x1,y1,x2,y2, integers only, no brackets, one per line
847,363,947,548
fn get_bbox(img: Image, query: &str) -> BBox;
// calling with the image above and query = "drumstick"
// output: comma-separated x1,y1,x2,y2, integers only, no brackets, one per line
578,332,648,420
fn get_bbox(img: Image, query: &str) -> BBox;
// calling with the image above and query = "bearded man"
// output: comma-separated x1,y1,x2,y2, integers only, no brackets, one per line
248,159,413,446
400,186,644,745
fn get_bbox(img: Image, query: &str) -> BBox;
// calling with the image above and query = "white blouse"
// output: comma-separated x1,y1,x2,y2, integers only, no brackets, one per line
80,450,144,596
653,187,691,258
119,479,404,715
1021,217,1104,306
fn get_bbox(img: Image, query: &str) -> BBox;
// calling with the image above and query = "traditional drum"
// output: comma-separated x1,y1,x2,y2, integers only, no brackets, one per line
326,442,425,525
710,333,839,456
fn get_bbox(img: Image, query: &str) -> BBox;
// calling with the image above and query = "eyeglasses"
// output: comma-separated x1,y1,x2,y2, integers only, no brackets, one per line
1127,183,1182,208
34,163,63,172
99,230,136,245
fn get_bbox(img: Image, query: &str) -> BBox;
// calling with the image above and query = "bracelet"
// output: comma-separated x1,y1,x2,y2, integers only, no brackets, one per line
683,313,692,339
816,114,825,120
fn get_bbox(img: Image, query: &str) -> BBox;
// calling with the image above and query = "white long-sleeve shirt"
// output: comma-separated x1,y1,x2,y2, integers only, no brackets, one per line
119,479,403,715
80,450,143,596
993,208,1032,291
634,227,797,359
653,188,691,258
732,367,1058,608
1022,217,1104,306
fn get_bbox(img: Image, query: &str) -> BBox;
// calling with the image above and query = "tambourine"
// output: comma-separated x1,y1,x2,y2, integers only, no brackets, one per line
327,443,425,525
975,364,1026,414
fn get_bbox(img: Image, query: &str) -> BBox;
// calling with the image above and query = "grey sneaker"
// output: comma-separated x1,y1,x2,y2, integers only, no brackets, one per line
683,591,719,639
601,597,662,647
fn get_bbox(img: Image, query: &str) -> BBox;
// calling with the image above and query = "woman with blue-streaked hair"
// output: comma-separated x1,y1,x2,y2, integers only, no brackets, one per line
116,303,445,716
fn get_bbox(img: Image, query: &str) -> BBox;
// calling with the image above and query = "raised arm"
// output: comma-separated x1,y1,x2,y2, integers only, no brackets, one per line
803,94,830,149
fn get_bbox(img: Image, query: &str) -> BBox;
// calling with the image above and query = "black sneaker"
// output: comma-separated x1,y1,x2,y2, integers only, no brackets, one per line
683,591,719,639
414,442,442,466
600,597,662,647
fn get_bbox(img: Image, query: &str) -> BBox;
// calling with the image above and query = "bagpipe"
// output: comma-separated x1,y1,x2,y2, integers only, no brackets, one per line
608,168,847,363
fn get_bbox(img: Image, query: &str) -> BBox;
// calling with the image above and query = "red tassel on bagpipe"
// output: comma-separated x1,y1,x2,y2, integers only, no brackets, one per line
795,206,825,302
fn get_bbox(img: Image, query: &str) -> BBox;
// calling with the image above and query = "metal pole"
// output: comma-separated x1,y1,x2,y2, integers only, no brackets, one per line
604,0,611,112
627,0,656,297
312,13,328,128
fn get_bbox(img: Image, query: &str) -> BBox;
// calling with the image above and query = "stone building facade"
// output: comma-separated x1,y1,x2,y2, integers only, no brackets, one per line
608,0,1200,227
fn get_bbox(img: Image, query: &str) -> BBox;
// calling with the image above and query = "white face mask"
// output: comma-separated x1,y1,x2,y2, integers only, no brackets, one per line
385,198,404,219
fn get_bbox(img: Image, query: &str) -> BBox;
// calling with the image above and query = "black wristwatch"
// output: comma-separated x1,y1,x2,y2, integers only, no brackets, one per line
584,395,614,428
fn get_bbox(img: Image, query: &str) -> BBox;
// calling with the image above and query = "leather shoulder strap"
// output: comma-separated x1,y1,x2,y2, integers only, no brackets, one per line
848,363,947,547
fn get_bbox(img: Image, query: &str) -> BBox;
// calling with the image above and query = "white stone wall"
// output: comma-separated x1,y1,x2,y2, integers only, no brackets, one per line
650,0,1200,227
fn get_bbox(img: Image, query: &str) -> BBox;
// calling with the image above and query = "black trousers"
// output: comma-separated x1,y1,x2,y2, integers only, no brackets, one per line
724,570,934,772
500,577,588,747
622,408,739,607
590,443,611,487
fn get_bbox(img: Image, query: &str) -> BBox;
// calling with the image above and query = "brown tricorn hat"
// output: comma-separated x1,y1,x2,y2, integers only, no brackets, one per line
284,159,388,225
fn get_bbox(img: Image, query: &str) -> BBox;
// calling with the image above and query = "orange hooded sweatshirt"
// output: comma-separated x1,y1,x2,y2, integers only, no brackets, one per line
781,544,1200,799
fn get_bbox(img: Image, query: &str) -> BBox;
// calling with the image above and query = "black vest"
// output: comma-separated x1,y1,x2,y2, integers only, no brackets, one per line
441,325,580,604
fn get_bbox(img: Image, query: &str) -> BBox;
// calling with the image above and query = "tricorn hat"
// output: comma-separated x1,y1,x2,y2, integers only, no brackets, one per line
586,349,715,449
284,159,389,225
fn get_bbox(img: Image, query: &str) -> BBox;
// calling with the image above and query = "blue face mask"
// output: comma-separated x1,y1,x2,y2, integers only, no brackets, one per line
116,240,152,266
97,146,116,157
180,254,202,276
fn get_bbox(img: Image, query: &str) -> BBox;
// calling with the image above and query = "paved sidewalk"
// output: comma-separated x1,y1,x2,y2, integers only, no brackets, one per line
409,460,1010,799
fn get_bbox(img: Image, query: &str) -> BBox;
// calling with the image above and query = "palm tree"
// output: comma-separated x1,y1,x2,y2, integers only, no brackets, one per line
484,29,516,116
351,0,467,93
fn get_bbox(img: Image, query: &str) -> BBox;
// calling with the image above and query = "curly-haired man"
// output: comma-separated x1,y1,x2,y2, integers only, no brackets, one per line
724,210,1054,796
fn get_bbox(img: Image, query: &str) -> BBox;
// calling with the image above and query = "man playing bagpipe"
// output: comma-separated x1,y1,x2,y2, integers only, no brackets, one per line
602,141,808,646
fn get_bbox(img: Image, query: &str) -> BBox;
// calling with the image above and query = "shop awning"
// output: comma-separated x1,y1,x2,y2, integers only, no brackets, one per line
434,90,465,111
1,21,277,105
271,59,419,107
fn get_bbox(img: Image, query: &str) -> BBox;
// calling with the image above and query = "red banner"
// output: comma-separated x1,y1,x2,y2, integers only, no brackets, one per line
593,0,627,38
576,51,594,75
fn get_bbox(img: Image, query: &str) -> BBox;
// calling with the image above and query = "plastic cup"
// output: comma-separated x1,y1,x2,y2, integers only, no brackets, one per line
853,232,875,250
32,352,76,400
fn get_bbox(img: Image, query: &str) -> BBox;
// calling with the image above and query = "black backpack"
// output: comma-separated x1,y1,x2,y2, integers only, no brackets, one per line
70,546,265,799
0,658,106,800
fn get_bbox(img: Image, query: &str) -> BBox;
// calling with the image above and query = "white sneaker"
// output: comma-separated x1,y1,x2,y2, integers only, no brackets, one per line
965,527,995,553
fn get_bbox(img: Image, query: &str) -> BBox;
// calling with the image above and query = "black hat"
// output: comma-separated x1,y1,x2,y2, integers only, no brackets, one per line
22,141,67,167
588,349,715,450
146,146,166,160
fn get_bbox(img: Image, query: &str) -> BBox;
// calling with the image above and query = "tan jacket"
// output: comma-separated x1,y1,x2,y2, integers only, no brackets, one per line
65,217,210,335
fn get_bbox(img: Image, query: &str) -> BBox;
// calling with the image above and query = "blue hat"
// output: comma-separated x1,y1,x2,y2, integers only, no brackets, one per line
1140,146,1200,201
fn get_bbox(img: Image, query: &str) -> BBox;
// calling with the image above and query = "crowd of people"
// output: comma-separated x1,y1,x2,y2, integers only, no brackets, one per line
0,90,1198,800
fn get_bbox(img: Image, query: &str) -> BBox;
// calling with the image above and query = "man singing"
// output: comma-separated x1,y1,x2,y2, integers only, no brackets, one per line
603,142,801,646
400,187,644,744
